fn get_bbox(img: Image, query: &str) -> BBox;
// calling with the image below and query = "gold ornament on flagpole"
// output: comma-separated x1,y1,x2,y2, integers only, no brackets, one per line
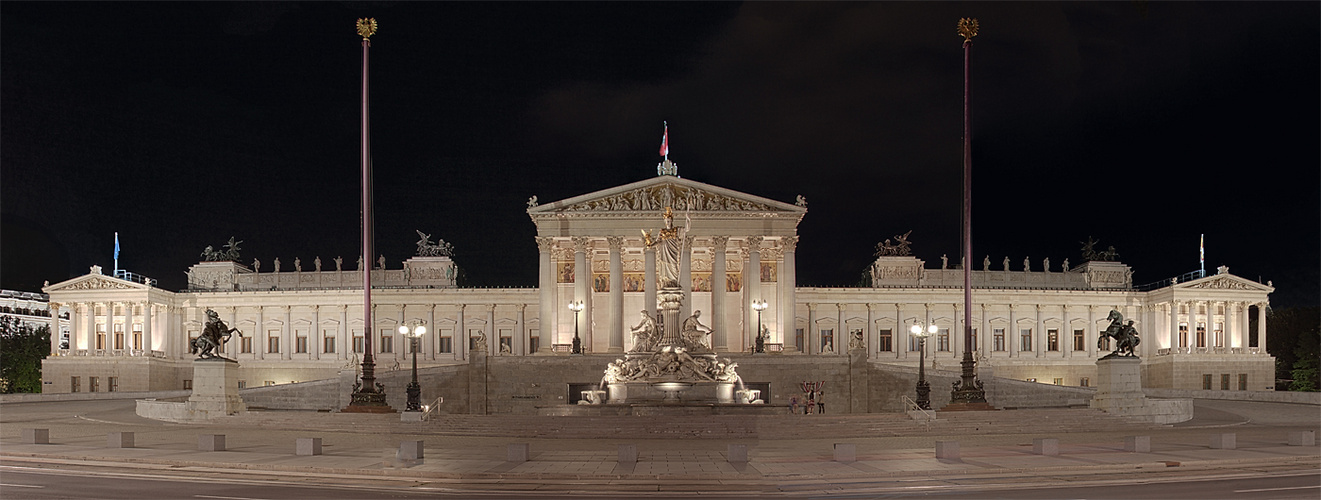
958,18,978,42
357,18,377,40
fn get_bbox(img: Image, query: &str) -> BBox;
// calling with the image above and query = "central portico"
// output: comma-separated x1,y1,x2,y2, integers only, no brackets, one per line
528,171,807,354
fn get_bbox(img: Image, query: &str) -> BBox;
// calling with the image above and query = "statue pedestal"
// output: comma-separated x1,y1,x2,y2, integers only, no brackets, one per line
1090,356,1193,424
186,358,247,416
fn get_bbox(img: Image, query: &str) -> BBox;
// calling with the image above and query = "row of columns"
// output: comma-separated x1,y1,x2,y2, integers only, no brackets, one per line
55,301,159,357
1163,300,1266,350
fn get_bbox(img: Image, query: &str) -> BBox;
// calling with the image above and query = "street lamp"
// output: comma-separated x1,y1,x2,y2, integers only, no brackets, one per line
568,300,585,354
398,321,427,412
910,322,938,410
752,299,769,354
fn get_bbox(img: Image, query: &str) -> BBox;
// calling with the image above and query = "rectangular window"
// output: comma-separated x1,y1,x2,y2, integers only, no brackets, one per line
499,337,511,354
114,323,124,350
1052,378,1063,386
1238,374,1247,391
1099,335,1110,351
323,336,335,354
108,376,118,392
795,328,804,352
1080,377,1090,387
89,377,99,393
133,331,142,351
1202,374,1212,390
439,337,452,354
296,336,308,354
1020,329,1032,352
878,329,892,352
70,376,80,393
353,336,365,354
937,328,950,352
96,324,106,350
241,337,252,354
1214,323,1224,348
380,334,393,354
1197,323,1207,348
183,379,192,390
1221,374,1230,390
528,333,538,354
468,330,483,351
264,381,275,387
993,328,1005,351
821,329,834,353
1047,329,1059,351
1073,329,1085,351
238,380,247,389
1179,323,1189,348
268,336,280,354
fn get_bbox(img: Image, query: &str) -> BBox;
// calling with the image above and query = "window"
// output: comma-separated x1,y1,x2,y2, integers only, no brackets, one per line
268,336,280,354
937,329,950,352
1073,329,1085,351
264,381,275,387
1020,329,1032,352
1238,374,1247,391
821,329,834,352
96,324,106,349
1221,374,1230,390
183,379,192,390
993,328,1005,351
188,330,198,351
241,337,252,354
70,376,80,393
380,332,393,354
323,336,335,354
108,377,118,392
1052,378,1063,386
1197,323,1207,348
238,380,247,389
132,327,142,350
528,332,538,354
1099,335,1110,351
969,328,978,350
1179,323,1189,348
90,377,99,392
1202,374,1212,390
439,337,452,354
795,328,804,352
353,335,365,354
878,329,892,352
296,336,308,354
114,324,124,350
1047,329,1059,351
1214,323,1224,348
1080,377,1090,387
499,337,511,354
1026,378,1037,383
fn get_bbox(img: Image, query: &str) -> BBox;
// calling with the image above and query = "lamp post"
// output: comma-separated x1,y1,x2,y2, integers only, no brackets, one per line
568,300,584,354
398,321,426,412
910,322,938,410
752,299,768,354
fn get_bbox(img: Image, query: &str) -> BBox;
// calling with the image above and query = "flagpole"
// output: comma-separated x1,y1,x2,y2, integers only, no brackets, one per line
114,232,119,275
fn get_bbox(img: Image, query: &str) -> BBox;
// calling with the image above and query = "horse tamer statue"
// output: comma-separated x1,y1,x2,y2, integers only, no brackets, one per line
1099,309,1140,358
192,309,242,359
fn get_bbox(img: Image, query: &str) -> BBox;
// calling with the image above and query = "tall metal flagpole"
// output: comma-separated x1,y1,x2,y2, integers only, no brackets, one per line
345,17,392,413
947,17,991,410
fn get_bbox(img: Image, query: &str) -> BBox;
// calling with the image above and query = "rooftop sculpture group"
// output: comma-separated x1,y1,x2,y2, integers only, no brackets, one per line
200,237,243,262
874,230,913,257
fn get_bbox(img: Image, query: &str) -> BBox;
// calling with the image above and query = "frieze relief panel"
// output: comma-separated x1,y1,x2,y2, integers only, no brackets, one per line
1186,277,1256,290
559,184,776,213
64,278,136,290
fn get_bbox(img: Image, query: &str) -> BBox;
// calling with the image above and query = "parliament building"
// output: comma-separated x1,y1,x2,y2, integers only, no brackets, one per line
40,169,1276,401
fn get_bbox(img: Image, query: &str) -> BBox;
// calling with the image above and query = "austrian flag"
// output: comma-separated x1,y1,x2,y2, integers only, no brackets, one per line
659,122,669,158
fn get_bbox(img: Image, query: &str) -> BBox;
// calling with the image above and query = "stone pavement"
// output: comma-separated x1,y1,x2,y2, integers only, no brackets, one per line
1,399,1317,496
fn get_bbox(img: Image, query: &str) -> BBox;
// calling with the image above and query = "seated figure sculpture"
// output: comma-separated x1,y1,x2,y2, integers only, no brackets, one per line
681,310,712,351
629,310,658,352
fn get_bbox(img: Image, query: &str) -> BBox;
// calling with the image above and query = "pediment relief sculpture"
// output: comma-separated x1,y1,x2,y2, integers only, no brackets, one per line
61,277,136,290
559,184,777,213
1185,276,1259,291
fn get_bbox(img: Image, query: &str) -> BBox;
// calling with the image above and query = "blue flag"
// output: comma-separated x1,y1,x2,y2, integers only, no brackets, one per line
114,232,120,261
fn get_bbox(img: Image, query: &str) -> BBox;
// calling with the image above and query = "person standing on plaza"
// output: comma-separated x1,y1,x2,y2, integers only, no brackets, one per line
790,397,799,415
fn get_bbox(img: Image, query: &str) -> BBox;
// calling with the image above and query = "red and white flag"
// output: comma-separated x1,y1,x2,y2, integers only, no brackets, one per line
659,121,669,158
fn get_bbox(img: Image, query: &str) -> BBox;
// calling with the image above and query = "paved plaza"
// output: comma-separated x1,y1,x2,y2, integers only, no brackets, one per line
1,398,1318,497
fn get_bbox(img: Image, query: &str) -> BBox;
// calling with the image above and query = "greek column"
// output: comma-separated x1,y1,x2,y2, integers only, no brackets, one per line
282,306,292,360
607,235,624,353
1034,305,1044,357
486,304,496,353
835,303,845,355
1167,301,1178,350
124,301,135,352
398,305,408,359
515,304,526,356
572,236,591,351
535,237,555,353
980,304,990,357
48,302,62,354
142,302,153,355
780,236,798,349
1007,304,1017,358
338,305,349,361
896,303,906,359
710,236,729,351
679,235,694,321
256,306,265,359
84,303,94,352
806,303,817,355
1255,302,1267,350
1086,305,1097,357
456,304,466,359
644,241,657,320
312,305,321,360
426,304,437,360
865,303,876,355
746,236,763,345
230,307,240,359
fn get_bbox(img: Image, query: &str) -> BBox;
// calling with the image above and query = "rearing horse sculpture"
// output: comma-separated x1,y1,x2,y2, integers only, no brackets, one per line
1098,309,1140,357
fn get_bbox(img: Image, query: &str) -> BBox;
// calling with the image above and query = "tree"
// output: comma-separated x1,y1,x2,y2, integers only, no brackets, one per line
1288,308,1321,392
1266,306,1320,391
0,315,50,393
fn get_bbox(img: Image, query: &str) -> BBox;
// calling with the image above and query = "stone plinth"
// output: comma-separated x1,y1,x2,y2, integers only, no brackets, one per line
22,428,49,444
1125,436,1151,452
186,358,247,416
296,437,323,456
108,432,134,448
1090,356,1192,424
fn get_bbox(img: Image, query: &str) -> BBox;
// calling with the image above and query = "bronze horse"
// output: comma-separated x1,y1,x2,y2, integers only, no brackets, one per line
1099,310,1140,357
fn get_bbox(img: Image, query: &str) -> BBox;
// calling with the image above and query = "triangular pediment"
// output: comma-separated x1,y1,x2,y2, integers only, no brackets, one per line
44,272,149,293
528,176,805,217
1175,273,1273,292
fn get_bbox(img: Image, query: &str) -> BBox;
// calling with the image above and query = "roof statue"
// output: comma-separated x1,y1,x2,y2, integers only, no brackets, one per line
1081,236,1120,262
414,230,454,257
874,230,913,257
200,237,242,262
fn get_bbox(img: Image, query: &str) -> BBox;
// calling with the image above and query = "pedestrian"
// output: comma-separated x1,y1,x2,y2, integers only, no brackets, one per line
790,397,798,414
817,390,825,414
806,390,815,414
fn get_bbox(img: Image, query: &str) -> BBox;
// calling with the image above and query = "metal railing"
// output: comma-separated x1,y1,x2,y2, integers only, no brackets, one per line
420,397,444,421
113,269,158,287
1136,269,1206,291
901,395,934,429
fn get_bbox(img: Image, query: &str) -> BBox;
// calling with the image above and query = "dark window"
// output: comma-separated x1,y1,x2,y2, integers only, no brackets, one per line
1202,374,1212,390
878,329,892,352
1073,329,1085,351
1047,329,1059,351
439,337,452,354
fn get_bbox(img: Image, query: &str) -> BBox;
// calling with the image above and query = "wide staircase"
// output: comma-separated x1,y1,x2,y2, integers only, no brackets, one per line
209,407,1161,439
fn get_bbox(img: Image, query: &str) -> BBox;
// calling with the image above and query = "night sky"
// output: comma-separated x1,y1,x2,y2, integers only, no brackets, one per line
3,2,1317,307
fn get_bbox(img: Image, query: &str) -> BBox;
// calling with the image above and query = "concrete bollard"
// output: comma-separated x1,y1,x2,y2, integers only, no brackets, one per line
22,429,49,445
399,440,424,460
833,443,856,462
1032,438,1059,456
108,432,134,448
296,437,322,456
935,440,959,460
507,443,530,462
1210,433,1236,450
1124,436,1151,453
618,444,638,463
198,434,226,451
1288,431,1315,446
727,444,748,463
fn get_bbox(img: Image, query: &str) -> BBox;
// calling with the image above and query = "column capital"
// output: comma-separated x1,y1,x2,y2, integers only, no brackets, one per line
782,236,799,252
571,236,591,252
710,235,729,250
605,235,625,251
836,303,845,310
866,303,875,312
517,303,527,312
746,235,764,250
535,236,555,253
683,235,695,248
807,303,818,311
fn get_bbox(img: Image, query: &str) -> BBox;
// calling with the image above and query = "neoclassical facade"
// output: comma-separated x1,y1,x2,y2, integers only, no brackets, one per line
40,173,1275,394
